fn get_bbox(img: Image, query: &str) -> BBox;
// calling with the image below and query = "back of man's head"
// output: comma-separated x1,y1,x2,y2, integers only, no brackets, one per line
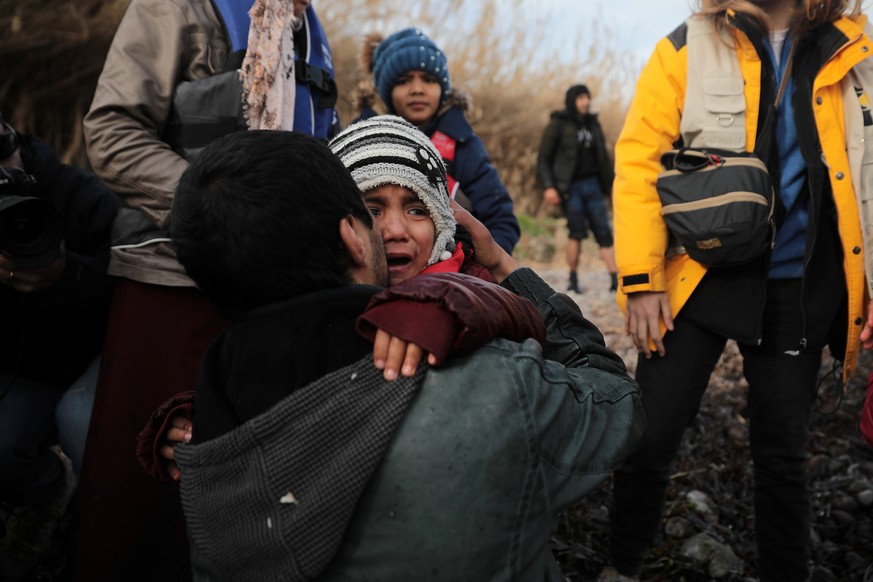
171,130,373,315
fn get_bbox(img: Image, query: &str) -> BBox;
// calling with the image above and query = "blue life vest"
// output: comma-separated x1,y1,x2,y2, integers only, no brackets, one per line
164,2,338,160
210,0,338,138
292,7,338,139
211,0,251,52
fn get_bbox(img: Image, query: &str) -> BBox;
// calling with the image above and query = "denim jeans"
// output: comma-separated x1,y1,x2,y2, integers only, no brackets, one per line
562,176,613,246
0,373,65,506
608,279,826,581
56,355,101,477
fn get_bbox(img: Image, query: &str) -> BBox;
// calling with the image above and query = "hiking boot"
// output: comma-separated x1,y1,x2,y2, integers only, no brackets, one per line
567,271,583,294
596,566,640,582
609,271,619,292
0,446,76,581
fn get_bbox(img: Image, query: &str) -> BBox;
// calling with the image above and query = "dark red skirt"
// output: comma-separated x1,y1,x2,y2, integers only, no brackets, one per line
72,278,230,581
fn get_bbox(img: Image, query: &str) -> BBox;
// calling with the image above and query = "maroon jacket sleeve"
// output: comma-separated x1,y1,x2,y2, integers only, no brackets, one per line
862,370,873,447
356,272,547,364
135,390,195,482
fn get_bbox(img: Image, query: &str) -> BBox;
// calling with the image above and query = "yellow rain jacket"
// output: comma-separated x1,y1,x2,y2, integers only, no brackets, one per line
614,12,873,380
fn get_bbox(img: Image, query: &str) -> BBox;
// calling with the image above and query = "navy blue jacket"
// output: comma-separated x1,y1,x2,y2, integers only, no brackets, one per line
357,106,520,254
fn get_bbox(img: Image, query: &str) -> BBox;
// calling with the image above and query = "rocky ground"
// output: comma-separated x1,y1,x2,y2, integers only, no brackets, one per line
523,246,873,581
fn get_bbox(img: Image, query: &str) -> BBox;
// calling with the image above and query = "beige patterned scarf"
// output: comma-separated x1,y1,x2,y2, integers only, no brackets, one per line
241,0,299,130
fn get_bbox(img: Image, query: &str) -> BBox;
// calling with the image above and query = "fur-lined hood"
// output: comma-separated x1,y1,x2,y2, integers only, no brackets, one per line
359,32,383,77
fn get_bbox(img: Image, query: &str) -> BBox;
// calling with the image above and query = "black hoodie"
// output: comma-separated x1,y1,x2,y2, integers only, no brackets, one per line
537,86,613,196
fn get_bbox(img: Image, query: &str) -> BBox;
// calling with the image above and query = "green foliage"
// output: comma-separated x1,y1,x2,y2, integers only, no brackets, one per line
517,213,559,238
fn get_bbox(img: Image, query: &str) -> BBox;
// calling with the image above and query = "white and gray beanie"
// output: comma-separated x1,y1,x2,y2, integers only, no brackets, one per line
328,115,456,266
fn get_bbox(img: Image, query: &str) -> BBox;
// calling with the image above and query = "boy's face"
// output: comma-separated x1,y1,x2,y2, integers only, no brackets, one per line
364,184,436,285
390,70,442,128
575,94,591,115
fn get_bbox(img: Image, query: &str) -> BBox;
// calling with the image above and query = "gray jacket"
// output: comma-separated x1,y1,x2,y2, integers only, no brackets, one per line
175,269,644,581
84,0,229,286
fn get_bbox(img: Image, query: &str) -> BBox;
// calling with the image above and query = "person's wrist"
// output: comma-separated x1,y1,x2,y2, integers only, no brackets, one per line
490,256,519,283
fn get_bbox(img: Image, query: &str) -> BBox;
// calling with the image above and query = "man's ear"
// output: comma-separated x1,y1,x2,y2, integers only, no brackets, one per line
339,215,368,269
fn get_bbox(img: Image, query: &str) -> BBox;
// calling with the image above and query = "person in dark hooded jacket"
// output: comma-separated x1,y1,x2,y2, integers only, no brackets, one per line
0,114,118,580
537,84,617,293
167,128,643,582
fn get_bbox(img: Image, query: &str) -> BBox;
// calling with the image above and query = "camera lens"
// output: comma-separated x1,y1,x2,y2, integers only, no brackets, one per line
1,208,45,244
0,197,62,267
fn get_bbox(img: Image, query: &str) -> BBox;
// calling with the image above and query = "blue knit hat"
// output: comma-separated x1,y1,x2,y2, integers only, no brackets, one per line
371,28,452,113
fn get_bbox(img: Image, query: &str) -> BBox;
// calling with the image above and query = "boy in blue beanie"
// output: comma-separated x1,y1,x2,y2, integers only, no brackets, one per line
355,27,521,255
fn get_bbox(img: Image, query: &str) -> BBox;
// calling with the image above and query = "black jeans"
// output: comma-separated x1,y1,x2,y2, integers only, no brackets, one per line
608,279,830,581
0,373,65,506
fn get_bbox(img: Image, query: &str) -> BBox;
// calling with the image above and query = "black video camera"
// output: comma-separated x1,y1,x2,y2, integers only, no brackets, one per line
0,166,63,268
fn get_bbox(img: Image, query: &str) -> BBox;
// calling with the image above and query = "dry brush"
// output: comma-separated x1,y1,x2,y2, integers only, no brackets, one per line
1,0,640,215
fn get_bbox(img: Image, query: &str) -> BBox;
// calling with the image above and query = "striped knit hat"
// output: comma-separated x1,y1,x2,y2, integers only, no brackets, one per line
328,115,455,266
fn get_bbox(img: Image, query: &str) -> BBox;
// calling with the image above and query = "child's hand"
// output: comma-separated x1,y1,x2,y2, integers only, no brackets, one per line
373,328,436,380
160,414,192,481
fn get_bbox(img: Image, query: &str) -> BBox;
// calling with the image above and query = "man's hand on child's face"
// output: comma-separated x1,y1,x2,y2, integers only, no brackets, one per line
373,328,436,381
450,200,518,282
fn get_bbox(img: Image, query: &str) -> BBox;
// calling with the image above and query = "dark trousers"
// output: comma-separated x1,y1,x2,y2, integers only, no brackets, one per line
609,279,827,581
73,279,229,582
0,374,64,506
563,176,614,246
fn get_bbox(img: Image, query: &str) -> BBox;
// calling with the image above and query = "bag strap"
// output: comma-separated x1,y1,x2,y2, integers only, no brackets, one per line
774,40,796,109
429,131,460,199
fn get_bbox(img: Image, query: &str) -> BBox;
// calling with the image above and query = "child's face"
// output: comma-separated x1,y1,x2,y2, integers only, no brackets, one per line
364,184,436,285
390,70,442,128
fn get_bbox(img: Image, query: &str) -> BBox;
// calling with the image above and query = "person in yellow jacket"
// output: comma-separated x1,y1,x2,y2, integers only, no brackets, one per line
601,0,873,580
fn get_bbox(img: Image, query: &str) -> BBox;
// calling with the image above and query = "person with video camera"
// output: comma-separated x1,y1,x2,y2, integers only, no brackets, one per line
0,113,119,580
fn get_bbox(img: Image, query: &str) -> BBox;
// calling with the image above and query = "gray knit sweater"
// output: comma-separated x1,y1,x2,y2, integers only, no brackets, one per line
175,358,427,582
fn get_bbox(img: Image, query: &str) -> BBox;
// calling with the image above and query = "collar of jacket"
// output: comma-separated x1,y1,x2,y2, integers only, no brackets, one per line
423,105,473,142
192,284,382,441
725,10,871,84
239,283,383,322
549,109,600,123
811,15,871,89
725,9,767,57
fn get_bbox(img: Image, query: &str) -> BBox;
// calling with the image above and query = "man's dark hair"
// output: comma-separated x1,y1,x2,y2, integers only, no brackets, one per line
171,130,374,315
